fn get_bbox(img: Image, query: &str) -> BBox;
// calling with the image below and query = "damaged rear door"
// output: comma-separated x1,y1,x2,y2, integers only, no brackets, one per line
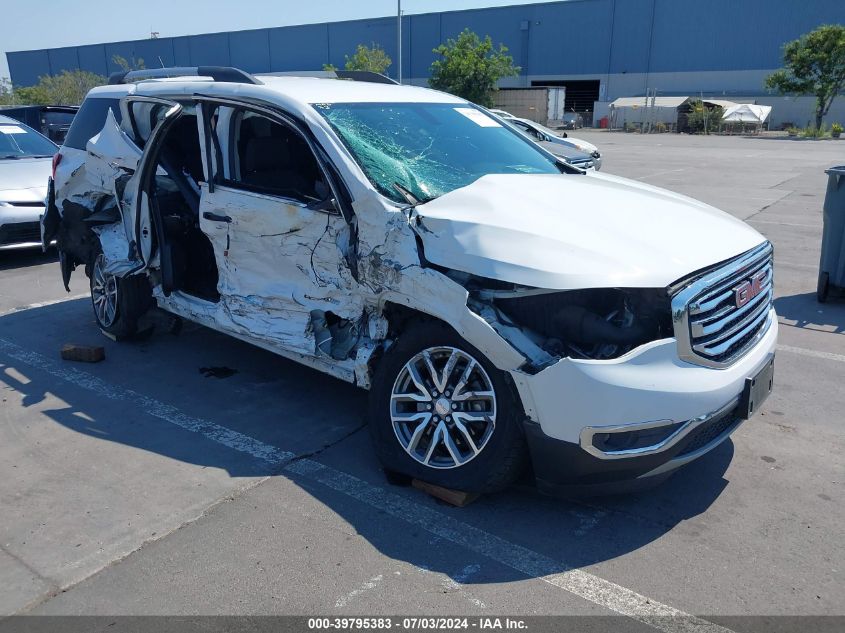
119,97,184,274
195,97,361,358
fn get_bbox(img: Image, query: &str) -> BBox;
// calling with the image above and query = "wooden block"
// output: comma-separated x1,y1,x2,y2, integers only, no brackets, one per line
60,344,105,363
412,479,480,507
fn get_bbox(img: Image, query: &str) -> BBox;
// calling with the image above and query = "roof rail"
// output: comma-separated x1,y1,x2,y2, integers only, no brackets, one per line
108,66,262,85
257,70,398,85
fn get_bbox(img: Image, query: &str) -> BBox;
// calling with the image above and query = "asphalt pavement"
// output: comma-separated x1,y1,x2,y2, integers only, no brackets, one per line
0,131,842,628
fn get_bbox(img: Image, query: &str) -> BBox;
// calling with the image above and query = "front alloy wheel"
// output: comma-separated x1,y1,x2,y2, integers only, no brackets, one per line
390,346,497,469
369,321,527,492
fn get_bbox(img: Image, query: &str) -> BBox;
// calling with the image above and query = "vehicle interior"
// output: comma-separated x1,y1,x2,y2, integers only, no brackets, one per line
146,108,220,302
139,105,330,303
228,111,325,203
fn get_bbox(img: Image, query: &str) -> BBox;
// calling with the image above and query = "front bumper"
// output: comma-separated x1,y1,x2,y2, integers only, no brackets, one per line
0,204,45,250
510,310,778,493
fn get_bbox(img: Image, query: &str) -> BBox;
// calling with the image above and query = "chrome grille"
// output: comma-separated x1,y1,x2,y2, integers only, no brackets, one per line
671,242,774,368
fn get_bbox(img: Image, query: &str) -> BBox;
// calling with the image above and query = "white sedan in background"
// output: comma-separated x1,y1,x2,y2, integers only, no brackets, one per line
0,114,57,250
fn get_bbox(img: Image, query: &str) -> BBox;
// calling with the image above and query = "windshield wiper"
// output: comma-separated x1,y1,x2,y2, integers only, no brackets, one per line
393,182,437,206
0,154,23,160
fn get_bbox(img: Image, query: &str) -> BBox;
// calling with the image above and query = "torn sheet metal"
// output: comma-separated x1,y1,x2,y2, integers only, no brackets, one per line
86,109,142,173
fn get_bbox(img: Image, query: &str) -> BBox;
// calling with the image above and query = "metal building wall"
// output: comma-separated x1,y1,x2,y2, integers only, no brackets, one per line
7,0,845,95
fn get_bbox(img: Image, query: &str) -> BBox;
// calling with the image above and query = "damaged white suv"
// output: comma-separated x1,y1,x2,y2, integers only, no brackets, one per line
44,67,777,495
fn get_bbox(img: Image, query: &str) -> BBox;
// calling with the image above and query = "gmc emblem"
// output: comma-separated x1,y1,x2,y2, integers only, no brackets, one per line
734,270,768,308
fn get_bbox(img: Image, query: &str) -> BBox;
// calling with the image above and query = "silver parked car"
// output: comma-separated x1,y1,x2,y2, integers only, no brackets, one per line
509,117,602,171
0,114,57,250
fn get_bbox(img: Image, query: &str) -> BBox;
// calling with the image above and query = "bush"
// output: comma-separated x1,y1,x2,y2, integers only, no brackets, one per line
687,99,724,134
832,122,843,137
800,125,828,138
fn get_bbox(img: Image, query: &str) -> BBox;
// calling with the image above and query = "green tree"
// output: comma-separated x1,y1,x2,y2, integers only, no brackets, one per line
37,70,107,105
765,24,845,130
428,29,519,107
112,54,146,72
13,84,51,105
344,43,392,74
0,78,15,105
686,100,724,135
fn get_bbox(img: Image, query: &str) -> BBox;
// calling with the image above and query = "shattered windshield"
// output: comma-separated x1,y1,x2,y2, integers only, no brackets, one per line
314,102,560,204
0,122,57,159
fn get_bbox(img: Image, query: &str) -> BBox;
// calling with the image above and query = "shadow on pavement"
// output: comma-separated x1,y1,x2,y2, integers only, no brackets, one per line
0,248,57,271
0,299,733,585
774,292,845,334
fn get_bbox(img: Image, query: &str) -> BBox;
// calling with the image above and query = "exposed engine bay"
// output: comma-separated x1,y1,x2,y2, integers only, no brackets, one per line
447,271,673,367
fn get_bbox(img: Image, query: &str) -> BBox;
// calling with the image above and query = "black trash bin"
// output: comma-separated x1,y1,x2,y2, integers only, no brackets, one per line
818,166,845,302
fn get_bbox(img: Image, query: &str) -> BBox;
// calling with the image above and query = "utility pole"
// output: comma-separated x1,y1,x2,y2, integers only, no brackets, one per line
397,0,402,84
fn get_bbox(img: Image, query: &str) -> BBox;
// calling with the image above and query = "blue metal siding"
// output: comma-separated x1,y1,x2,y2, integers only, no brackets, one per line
408,13,441,79
649,0,845,73
7,50,50,85
171,37,192,67
6,0,845,87
76,44,109,77
527,1,615,75
188,33,231,67
269,23,329,72
608,0,654,74
229,29,271,73
46,47,80,77
328,18,399,73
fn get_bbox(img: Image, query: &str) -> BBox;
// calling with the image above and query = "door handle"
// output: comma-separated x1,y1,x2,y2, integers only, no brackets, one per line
203,211,232,223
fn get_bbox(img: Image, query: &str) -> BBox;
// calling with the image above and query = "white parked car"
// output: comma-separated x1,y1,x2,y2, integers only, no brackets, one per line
45,67,776,495
0,114,57,250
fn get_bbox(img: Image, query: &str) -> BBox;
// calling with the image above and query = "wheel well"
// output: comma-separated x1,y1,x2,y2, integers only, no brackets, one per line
372,302,524,408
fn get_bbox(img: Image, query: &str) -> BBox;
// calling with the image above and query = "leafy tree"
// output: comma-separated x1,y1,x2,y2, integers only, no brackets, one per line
428,29,519,107
687,99,724,135
112,54,146,72
13,85,51,105
765,24,845,130
0,70,104,106
37,70,107,105
344,43,392,74
323,43,392,75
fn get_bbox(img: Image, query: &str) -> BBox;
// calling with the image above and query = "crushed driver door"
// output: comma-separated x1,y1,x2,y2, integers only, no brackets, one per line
195,97,361,357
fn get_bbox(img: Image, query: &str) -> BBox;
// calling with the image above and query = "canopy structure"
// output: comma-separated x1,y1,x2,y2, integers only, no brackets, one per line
722,103,772,124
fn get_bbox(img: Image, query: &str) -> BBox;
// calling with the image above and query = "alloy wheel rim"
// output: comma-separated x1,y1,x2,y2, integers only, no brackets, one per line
91,254,118,328
390,346,497,469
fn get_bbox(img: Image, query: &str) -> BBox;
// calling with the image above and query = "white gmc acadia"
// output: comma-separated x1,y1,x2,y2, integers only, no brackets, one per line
43,67,776,496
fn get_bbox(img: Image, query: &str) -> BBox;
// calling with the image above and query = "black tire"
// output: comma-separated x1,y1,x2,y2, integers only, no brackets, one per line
817,271,830,303
88,250,152,339
368,319,527,493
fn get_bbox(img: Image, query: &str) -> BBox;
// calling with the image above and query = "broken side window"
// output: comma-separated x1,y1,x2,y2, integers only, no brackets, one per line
211,108,326,204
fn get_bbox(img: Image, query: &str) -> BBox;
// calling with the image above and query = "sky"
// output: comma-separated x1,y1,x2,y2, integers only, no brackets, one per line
1,0,551,80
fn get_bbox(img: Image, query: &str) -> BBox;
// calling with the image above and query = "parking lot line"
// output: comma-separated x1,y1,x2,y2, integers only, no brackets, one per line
334,574,385,608
0,337,295,464
0,335,733,632
776,344,845,363
0,293,89,318
286,459,733,633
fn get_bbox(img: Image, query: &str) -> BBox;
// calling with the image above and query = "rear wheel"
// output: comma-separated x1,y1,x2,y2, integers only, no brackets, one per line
89,252,151,339
368,320,527,493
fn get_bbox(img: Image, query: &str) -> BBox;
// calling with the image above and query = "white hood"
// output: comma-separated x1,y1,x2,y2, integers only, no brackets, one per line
415,172,765,290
